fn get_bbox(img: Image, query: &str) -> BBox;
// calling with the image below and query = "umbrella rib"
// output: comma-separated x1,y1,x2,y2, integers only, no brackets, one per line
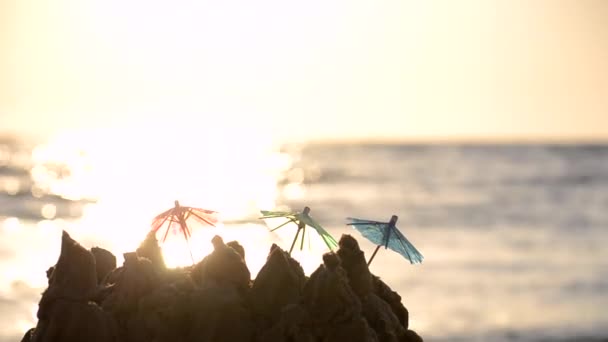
189,210,217,227
152,208,173,221
346,221,379,226
346,217,383,225
182,221,191,240
288,224,302,254
396,231,414,263
162,218,174,242
384,224,392,248
269,218,296,232
396,227,419,264
302,216,338,250
152,214,171,233
260,210,292,218
300,224,305,250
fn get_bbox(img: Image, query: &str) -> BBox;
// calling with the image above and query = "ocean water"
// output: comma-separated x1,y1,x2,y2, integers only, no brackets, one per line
1,137,608,341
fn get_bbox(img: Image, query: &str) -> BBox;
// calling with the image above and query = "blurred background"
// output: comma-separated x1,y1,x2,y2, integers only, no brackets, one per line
1,0,607,341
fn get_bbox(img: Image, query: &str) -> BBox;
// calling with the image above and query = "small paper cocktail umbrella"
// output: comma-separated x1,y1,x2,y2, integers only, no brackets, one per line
151,200,218,263
346,215,423,266
260,206,338,254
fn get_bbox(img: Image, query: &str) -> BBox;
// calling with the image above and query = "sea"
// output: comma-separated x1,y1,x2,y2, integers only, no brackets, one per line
1,136,607,342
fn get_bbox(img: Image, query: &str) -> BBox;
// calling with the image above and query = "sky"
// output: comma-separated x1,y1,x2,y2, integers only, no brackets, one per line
1,0,607,142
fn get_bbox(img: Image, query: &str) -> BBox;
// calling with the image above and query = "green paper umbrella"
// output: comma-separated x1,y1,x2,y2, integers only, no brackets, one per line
260,206,338,254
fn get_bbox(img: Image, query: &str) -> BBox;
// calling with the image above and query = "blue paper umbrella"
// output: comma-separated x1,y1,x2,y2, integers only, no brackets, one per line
260,207,338,254
346,215,423,266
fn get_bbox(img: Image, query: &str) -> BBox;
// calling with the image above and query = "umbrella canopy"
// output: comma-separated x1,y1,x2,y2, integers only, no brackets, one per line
346,215,423,266
151,200,219,262
260,206,338,254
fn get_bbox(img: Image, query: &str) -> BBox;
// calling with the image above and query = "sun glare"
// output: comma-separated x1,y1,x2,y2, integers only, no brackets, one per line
12,118,337,275
27,123,310,271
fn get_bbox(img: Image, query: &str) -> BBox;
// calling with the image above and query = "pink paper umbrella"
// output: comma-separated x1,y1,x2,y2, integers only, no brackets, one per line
151,200,219,263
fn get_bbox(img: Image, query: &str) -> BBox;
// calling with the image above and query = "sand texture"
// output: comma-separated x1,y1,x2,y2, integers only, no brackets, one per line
22,232,422,342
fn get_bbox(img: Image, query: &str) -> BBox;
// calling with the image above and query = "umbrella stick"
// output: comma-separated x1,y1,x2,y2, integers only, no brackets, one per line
367,245,382,266
185,237,195,264
178,215,196,264
289,227,302,255
300,226,306,250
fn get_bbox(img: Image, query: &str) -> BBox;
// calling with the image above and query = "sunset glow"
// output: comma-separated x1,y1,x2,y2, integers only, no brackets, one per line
1,1,607,142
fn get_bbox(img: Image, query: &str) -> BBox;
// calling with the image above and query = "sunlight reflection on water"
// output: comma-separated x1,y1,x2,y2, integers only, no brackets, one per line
29,126,292,265
3,138,608,341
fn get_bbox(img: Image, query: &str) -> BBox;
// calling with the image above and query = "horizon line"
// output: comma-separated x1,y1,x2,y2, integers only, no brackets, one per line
295,136,608,146
2,131,608,146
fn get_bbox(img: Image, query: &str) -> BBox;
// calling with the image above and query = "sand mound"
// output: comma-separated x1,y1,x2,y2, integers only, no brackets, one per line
30,231,119,342
24,231,423,342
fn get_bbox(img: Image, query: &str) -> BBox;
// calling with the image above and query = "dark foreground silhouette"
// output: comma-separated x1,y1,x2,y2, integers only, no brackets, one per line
22,231,423,342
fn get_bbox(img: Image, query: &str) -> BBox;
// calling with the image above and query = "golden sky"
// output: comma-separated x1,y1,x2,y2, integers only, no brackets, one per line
1,0,607,142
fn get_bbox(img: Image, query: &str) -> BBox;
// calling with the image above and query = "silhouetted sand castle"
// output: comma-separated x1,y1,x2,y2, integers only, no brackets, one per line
22,231,423,342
